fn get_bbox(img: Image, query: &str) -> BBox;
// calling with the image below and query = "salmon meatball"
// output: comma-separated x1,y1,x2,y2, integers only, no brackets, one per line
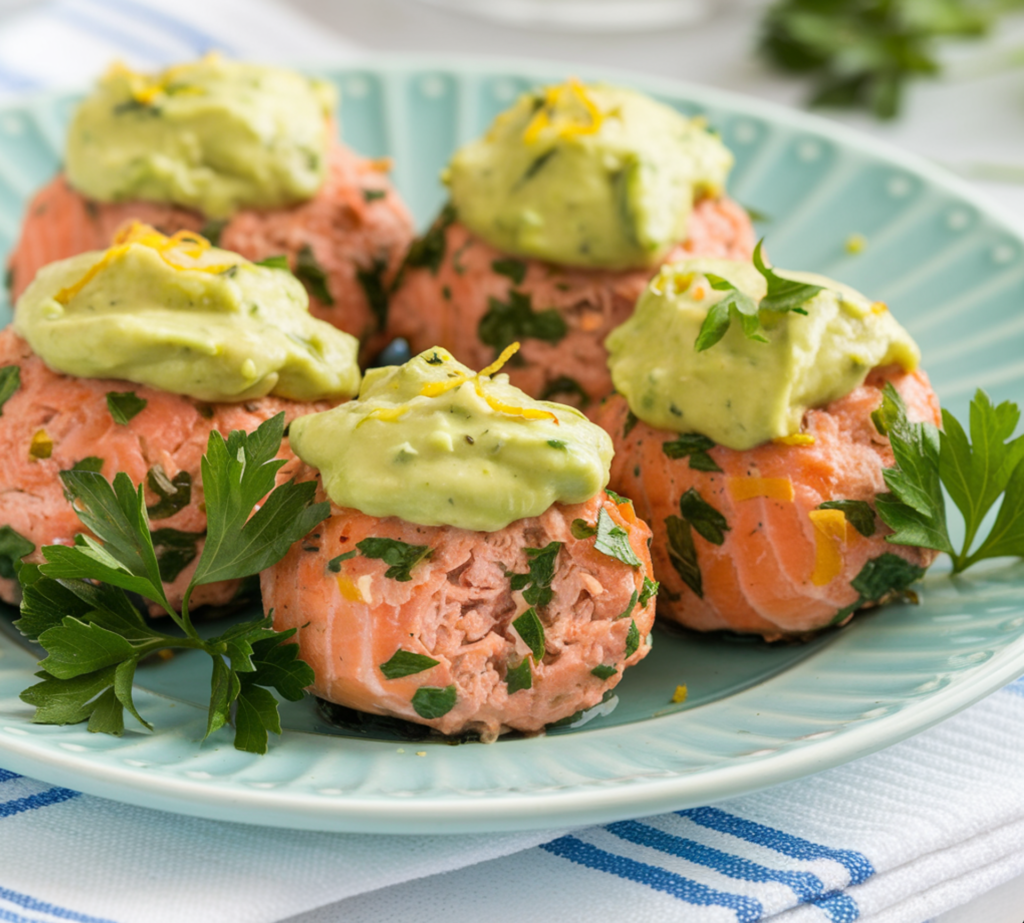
595,367,941,640
263,487,657,740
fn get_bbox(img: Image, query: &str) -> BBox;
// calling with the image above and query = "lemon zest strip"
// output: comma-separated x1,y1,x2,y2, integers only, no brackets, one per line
727,476,795,503
808,509,848,586
772,434,816,447
523,78,604,145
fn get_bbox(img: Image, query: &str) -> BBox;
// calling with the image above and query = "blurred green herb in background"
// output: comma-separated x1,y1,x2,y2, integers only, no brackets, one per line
760,0,1021,119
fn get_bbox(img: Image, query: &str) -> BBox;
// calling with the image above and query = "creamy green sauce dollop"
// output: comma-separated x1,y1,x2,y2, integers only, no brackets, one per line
289,346,613,531
444,80,733,270
65,56,334,218
606,258,921,450
14,226,360,403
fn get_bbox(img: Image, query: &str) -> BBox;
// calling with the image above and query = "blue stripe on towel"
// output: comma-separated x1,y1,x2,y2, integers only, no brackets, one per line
0,887,120,923
0,771,21,783
0,787,79,818
608,820,825,901
53,3,176,63
0,907,54,923
817,892,861,923
82,0,234,55
680,808,875,885
1005,676,1024,698
541,835,763,921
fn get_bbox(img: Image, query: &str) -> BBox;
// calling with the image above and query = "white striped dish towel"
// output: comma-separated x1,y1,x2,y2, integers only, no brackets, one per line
3,678,1024,923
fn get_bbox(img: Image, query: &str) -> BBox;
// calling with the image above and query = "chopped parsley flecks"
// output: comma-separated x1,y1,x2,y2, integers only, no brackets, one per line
512,607,546,662
404,202,456,276
380,648,440,680
508,541,562,607
830,553,926,625
818,499,877,537
411,684,457,719
539,375,590,409
594,507,641,567
0,365,21,416
0,525,33,580
491,257,528,285
639,576,659,608
478,289,567,358
506,658,532,693
356,257,390,332
571,519,597,540
146,465,192,520
254,254,290,271
357,537,432,581
590,664,617,680
327,550,357,572
69,457,104,473
624,619,640,658
106,390,147,425
617,589,638,620
662,433,722,472
295,244,333,305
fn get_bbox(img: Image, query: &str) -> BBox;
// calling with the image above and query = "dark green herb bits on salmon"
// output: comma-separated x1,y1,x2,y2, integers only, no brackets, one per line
539,376,590,409
662,433,722,473
356,257,390,331
357,537,432,581
151,528,204,582
830,553,926,625
617,589,638,620
666,515,702,597
146,465,192,520
200,219,227,247
639,576,659,608
605,488,631,507
0,365,21,416
624,619,641,658
478,290,567,358
362,189,386,203
818,499,876,537
411,684,457,719
0,525,34,579
571,519,597,540
254,254,290,271
591,664,617,680
380,649,440,680
491,257,528,285
512,607,546,662
294,244,333,305
594,508,641,567
623,411,639,438
506,658,532,693
404,203,456,275
105,390,147,425
679,488,730,545
508,541,562,607
327,550,357,572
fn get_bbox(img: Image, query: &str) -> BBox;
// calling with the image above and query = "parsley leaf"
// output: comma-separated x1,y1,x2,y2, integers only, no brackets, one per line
593,508,641,567
70,457,104,473
201,219,227,246
411,685,457,719
357,537,432,581
818,499,877,537
623,411,639,438
478,289,567,358
754,240,823,313
662,433,722,472
664,488,729,598
506,658,532,693
146,465,191,520
294,244,333,305
571,519,597,539
16,414,323,754
254,254,290,271
625,619,640,658
356,257,389,331
0,525,33,580
508,542,562,607
380,648,440,679
403,203,456,276
105,391,147,425
830,553,926,624
513,607,546,661
591,664,617,680
639,576,660,608
617,589,638,621
491,257,528,285
0,365,20,415
679,488,730,545
327,550,357,572
539,375,591,409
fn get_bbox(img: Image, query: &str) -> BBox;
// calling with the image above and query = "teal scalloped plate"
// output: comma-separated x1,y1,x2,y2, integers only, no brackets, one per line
1,57,1023,834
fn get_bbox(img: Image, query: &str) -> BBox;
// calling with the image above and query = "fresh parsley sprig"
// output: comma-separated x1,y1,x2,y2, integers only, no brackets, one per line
694,241,823,351
15,413,327,753
876,384,1024,573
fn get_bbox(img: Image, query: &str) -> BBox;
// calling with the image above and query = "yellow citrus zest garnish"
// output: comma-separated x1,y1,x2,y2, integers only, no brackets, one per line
772,434,816,447
335,575,364,603
415,342,559,425
106,53,218,106
54,221,233,306
871,301,889,314
363,406,412,425
671,684,688,704
727,476,795,503
523,78,604,145
29,429,53,460
809,509,848,586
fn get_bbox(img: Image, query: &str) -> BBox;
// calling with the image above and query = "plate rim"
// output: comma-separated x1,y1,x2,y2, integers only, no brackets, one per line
1,55,1023,834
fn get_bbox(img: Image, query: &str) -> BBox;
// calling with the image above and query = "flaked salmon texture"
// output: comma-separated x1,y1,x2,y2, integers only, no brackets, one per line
387,196,755,418
263,486,657,741
6,142,414,357
0,328,332,611
596,366,941,640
